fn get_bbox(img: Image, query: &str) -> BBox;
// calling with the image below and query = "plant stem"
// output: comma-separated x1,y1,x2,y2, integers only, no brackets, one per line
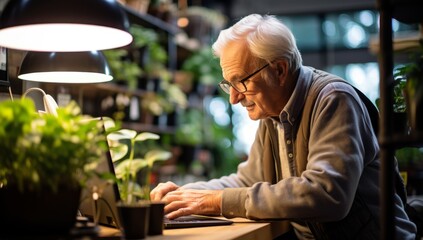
144,167,151,200
126,138,136,203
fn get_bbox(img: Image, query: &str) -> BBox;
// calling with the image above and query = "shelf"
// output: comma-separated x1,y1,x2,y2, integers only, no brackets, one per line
122,5,179,35
380,132,423,148
122,122,176,134
369,31,422,54
81,83,147,97
40,82,148,99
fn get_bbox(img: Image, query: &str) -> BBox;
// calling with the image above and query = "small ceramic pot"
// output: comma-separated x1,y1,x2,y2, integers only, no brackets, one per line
117,201,150,239
148,201,165,235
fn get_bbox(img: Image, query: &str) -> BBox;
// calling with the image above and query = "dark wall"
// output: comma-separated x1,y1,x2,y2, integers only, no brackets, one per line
230,0,376,18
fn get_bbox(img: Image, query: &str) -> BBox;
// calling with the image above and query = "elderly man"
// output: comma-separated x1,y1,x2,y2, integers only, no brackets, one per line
150,14,416,239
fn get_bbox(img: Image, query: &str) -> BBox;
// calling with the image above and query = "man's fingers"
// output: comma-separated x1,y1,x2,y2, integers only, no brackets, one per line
150,191,163,201
150,187,163,201
166,207,192,219
164,200,186,213
158,189,223,219
150,181,180,201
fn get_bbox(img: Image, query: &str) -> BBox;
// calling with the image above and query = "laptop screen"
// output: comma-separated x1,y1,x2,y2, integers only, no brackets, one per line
78,118,121,228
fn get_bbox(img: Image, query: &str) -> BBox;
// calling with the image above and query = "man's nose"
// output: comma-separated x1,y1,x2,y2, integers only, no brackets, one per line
229,88,244,104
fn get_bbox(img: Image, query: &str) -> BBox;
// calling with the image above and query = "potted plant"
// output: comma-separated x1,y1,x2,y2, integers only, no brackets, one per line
106,122,171,236
103,24,167,91
104,24,188,125
0,98,106,236
374,38,423,137
392,43,423,197
106,127,171,202
181,47,222,95
140,79,188,114
103,48,143,91
381,69,409,135
173,108,204,172
396,43,423,133
131,25,188,124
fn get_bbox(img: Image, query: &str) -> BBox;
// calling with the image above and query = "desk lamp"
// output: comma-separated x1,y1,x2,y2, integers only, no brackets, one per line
0,0,133,52
21,87,58,115
18,51,113,83
17,50,113,114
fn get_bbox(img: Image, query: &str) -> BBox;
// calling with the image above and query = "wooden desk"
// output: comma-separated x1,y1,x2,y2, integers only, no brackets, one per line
99,218,290,240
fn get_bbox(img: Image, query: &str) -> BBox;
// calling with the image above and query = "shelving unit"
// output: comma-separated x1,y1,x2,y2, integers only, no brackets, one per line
123,5,179,72
39,82,180,133
38,5,190,134
377,0,422,239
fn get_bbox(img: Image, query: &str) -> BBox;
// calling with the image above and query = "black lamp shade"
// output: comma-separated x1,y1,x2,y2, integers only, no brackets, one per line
18,51,114,83
0,0,133,51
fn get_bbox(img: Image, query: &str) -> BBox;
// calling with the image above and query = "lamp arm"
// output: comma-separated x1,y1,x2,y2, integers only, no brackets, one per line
22,87,47,97
8,86,14,101
22,87,58,116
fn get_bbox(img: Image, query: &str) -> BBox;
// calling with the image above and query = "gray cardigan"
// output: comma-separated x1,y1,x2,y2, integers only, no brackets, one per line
182,66,416,239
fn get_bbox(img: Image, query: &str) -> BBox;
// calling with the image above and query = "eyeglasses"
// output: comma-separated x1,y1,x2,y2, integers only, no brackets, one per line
218,63,269,94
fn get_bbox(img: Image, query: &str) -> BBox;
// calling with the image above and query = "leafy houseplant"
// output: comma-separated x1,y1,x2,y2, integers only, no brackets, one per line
181,47,222,95
107,126,171,237
390,44,423,194
391,74,407,113
395,43,423,133
130,25,188,117
106,127,171,203
103,24,168,91
104,24,187,119
103,48,143,91
0,98,106,235
378,68,409,135
173,108,204,171
175,108,204,147
375,56,418,135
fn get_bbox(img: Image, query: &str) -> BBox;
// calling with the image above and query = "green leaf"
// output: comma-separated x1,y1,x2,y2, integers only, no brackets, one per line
134,132,160,142
114,159,148,179
145,150,171,168
103,117,117,131
167,84,188,108
109,144,129,162
107,129,137,140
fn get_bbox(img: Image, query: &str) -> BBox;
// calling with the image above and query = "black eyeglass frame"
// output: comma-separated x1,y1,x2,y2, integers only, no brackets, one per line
218,63,270,94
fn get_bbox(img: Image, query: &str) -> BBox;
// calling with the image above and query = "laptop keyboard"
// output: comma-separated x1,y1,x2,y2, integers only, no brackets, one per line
163,215,233,229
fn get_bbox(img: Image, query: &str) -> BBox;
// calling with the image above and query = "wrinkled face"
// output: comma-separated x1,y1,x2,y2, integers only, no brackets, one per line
220,42,289,120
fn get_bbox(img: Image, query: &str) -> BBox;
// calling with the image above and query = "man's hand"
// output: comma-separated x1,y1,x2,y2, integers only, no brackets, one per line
150,181,180,201
161,189,223,219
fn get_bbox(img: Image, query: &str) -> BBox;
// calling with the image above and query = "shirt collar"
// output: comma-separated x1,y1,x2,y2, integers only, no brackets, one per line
278,66,314,125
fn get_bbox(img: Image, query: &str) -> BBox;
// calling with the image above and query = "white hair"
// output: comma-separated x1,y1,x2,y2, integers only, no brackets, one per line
212,14,302,72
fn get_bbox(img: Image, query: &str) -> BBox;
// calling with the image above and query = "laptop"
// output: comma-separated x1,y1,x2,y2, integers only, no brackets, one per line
164,215,233,229
78,118,233,229
78,118,121,228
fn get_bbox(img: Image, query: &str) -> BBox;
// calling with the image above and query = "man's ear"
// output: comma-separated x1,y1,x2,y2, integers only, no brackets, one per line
274,60,289,84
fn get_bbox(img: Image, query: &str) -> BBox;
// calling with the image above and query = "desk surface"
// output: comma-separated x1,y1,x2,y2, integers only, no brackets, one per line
99,218,290,240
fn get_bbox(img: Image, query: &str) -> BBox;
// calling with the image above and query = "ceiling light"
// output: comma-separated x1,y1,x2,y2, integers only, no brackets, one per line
0,0,133,51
